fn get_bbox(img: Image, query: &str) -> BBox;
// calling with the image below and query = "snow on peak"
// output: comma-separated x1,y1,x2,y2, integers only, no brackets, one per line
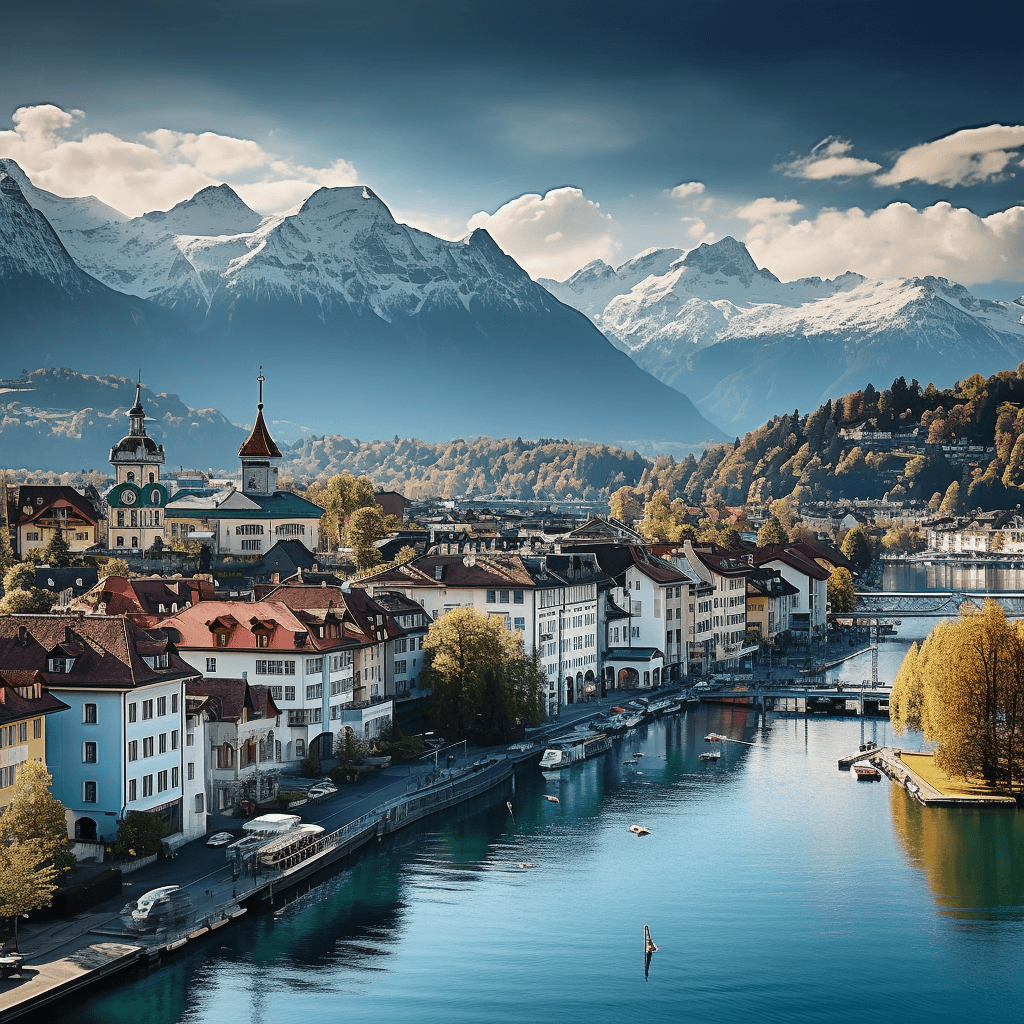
297,185,392,220
680,236,768,281
139,184,261,237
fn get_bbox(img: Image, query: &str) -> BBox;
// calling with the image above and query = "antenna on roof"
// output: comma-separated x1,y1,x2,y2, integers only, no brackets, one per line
257,366,264,410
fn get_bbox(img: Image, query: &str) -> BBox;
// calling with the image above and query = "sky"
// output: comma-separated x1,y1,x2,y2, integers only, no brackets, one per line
2,0,1022,294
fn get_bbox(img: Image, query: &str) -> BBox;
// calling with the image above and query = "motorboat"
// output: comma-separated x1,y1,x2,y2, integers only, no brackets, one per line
698,749,721,762
205,831,234,847
123,885,194,931
853,764,881,780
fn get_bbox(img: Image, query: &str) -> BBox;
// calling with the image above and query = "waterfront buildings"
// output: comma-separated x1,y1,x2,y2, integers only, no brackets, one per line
0,615,202,844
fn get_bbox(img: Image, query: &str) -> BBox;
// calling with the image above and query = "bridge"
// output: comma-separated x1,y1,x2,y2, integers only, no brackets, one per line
853,591,1024,616
701,681,890,717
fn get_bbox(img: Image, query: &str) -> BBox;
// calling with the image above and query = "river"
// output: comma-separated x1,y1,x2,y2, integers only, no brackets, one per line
65,630,1023,1024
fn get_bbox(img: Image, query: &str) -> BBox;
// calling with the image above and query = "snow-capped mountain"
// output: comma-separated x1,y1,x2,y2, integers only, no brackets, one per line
0,162,725,450
547,237,1024,433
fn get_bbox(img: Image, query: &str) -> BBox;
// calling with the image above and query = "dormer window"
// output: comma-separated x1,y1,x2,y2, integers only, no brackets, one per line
256,633,270,648
144,653,170,670
434,566,444,580
47,656,75,673
216,632,228,647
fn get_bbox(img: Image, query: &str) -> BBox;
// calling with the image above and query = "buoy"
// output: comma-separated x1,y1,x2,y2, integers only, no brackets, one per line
645,925,658,953
545,795,559,803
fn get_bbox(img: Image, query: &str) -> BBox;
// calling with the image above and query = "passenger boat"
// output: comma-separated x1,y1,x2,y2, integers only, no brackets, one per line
257,824,327,871
853,764,881,780
539,731,612,771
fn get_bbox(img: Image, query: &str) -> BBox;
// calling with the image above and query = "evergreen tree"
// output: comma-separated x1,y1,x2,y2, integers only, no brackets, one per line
42,527,72,567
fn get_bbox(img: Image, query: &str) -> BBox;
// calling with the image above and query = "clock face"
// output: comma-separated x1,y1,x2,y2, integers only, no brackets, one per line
121,488,137,506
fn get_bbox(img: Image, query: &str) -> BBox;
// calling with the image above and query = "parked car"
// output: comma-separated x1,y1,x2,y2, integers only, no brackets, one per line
307,781,338,799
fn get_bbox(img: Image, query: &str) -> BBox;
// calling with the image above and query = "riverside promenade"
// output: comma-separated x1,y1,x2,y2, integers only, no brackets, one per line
0,687,650,1021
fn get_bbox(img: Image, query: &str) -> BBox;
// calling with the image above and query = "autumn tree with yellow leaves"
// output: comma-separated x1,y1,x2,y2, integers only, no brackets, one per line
891,601,1024,789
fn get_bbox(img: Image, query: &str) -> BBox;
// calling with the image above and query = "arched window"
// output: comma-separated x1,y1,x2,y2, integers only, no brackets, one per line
126,471,135,482
149,473,155,483
75,817,97,841
295,738,305,758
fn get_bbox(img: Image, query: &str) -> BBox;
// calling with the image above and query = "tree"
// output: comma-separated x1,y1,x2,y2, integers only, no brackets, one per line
939,480,962,514
42,528,73,567
111,811,167,860
757,515,789,547
2,562,35,593
422,607,545,738
827,567,855,614
0,525,14,578
881,522,925,554
0,760,74,874
841,525,873,570
609,485,644,525
891,602,1024,788
0,839,59,949
99,557,133,580
394,545,417,565
345,506,387,570
305,472,378,548
0,588,58,614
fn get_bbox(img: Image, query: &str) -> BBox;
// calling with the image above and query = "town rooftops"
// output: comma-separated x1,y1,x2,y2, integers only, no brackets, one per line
749,544,832,581
69,574,215,626
0,669,71,724
567,543,690,585
12,486,100,527
0,615,199,689
185,677,280,723
165,488,322,519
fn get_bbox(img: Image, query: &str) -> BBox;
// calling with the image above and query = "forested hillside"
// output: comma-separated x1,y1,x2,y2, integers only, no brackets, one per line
686,367,1024,511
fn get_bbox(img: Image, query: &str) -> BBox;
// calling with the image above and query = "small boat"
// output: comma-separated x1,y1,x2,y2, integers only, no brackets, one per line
704,733,726,742
629,825,650,836
624,714,644,728
699,749,721,761
645,925,658,953
545,795,559,803
853,764,881,780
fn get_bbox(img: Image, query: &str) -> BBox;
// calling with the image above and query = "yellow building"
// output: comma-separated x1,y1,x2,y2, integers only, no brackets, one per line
0,670,70,809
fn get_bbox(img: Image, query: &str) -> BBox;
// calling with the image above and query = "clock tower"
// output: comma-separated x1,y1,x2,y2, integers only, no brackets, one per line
107,379,168,552
238,368,282,497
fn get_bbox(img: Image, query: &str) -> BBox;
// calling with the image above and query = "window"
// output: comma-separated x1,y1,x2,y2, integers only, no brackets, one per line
128,740,138,761
241,539,263,552
394,660,407,675
514,617,525,632
171,693,178,713
143,775,153,797
285,685,295,701
206,657,217,673
269,685,283,700
486,590,496,603
84,741,97,763
143,736,154,758
305,657,323,674
216,632,228,648
49,656,75,673
306,683,323,700
158,733,167,753
186,731,194,746
18,722,26,743
295,739,305,758
157,771,168,793
513,590,524,604
500,590,510,603
142,700,153,720
83,703,97,723
188,762,195,780
235,524,265,535
83,781,97,803
128,702,137,723
128,779,137,801
33,718,42,739
171,730,179,750
256,660,295,675
256,633,270,647
195,793,204,813
157,696,167,716
172,766,179,788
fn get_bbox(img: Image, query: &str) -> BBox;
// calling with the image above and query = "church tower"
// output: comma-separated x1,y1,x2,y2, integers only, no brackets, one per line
107,379,168,552
238,368,282,497
110,381,164,485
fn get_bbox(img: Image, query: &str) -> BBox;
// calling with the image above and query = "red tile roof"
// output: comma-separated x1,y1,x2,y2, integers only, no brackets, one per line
238,406,282,459
186,677,280,722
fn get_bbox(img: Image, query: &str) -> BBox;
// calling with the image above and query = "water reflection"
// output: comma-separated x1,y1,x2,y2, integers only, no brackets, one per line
889,791,1024,921
884,561,1024,593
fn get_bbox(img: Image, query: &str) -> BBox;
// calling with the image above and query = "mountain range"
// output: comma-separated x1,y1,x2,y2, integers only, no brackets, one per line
0,159,724,453
541,238,1024,434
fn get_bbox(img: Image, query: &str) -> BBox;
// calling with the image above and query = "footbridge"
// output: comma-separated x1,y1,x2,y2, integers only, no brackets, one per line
854,591,1024,616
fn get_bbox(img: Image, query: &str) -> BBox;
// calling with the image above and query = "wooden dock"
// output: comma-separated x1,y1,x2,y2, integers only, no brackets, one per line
838,745,1017,805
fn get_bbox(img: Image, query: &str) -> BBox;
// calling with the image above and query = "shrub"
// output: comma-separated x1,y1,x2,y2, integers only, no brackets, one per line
111,811,166,860
300,756,321,778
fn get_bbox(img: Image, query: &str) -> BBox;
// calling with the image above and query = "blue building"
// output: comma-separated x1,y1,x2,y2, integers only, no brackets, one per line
0,615,201,845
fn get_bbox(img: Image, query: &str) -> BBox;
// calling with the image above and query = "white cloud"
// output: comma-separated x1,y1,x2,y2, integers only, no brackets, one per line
736,197,1024,285
670,181,705,199
875,124,1024,187
734,197,804,222
681,216,712,242
0,104,360,217
467,187,616,279
778,137,882,180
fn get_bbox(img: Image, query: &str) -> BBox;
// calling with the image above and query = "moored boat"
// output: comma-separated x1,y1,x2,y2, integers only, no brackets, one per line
539,731,612,770
853,764,881,780
698,749,721,761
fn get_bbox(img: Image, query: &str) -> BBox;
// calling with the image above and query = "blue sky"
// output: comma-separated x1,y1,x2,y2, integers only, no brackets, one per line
3,0,1022,292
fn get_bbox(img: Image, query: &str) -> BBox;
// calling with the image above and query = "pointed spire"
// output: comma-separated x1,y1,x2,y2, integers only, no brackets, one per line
238,367,282,459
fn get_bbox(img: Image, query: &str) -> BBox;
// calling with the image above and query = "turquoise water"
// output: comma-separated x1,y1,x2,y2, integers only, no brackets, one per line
66,703,1023,1024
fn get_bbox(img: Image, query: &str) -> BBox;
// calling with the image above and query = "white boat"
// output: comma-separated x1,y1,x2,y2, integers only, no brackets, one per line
698,749,721,762
646,698,677,716
539,731,612,770
623,714,644,728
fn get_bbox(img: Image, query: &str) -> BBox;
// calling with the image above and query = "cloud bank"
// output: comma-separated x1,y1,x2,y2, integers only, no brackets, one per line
0,105,359,217
874,124,1024,187
735,197,1024,285
467,187,616,279
779,138,882,180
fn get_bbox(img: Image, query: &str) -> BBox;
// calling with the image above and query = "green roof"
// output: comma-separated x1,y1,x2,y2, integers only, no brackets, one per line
166,490,323,519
